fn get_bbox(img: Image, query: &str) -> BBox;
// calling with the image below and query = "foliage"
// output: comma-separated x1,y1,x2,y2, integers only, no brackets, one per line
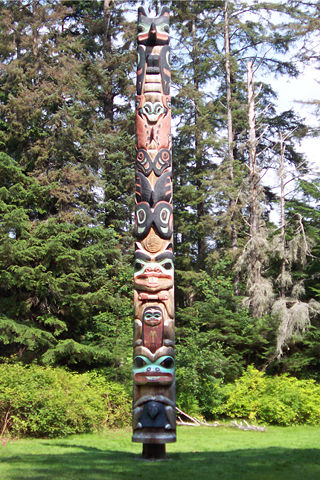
0,364,131,438
213,366,320,425
176,269,276,417
0,152,131,367
0,1,134,369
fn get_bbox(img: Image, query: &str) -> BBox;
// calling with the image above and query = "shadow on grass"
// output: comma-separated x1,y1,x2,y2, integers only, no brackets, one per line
2,445,320,480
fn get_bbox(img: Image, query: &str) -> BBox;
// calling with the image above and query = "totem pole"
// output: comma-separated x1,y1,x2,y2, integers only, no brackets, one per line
133,6,175,458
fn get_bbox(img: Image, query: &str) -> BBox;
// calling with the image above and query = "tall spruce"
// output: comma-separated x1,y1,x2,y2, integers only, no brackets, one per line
270,132,320,360
235,61,273,317
0,0,134,371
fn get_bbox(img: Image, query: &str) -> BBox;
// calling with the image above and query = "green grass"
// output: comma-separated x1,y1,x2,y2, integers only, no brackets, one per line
0,426,319,480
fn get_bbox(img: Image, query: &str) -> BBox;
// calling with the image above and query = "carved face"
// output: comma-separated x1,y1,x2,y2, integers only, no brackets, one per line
139,100,166,124
141,306,164,353
137,94,169,129
133,355,174,384
137,7,170,46
134,250,174,292
143,306,163,326
136,96,171,150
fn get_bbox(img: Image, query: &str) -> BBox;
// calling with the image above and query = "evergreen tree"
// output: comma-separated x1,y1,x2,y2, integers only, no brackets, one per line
0,0,134,370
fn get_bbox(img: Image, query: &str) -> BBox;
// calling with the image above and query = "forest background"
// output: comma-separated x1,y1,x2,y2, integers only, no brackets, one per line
0,0,320,433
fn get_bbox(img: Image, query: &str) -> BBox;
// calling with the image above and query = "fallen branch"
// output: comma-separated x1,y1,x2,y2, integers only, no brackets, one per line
176,407,222,427
202,421,222,427
176,407,266,431
231,419,266,431
177,421,200,426
176,407,201,425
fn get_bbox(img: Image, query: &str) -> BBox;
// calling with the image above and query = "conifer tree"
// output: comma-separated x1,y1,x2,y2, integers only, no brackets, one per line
235,61,273,317
270,132,320,360
0,0,134,370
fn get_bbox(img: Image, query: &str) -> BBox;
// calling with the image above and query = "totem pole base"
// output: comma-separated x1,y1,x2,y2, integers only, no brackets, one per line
132,429,176,444
142,443,166,460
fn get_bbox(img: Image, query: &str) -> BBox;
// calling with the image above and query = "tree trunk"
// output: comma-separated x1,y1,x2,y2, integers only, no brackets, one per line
103,0,114,125
192,17,206,267
224,0,237,252
103,0,115,228
247,61,260,286
279,134,286,298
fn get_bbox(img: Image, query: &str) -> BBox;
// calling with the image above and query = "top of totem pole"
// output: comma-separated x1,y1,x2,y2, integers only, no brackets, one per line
137,6,170,46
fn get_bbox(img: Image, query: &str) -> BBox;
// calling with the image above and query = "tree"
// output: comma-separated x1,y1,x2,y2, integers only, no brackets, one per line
235,61,273,317
270,134,320,362
0,0,134,371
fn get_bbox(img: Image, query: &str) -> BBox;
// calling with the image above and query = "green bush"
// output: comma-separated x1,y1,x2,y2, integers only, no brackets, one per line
0,364,131,438
212,366,320,425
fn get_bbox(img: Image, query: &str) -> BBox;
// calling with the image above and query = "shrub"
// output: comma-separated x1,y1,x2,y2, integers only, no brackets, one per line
0,364,131,438
212,366,320,425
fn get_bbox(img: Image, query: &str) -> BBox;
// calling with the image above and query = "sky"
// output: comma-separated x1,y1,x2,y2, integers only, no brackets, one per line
271,64,319,173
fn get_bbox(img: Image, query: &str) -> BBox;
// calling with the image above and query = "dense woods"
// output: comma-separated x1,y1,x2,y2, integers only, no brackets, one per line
0,0,319,419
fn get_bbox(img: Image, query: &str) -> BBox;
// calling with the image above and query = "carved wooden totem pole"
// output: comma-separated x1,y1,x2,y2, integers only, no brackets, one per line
133,6,175,458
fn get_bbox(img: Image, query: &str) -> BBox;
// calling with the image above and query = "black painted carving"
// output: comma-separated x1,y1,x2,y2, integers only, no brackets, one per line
135,201,173,240
136,148,172,177
135,170,172,205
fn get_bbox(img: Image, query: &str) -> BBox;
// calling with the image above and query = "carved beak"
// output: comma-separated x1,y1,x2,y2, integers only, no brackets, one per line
148,22,157,44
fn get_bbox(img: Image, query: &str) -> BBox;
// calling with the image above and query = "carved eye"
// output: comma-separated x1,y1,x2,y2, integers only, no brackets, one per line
137,208,146,224
163,25,169,33
163,262,172,270
154,312,162,319
161,357,174,369
134,356,146,368
134,261,144,271
160,208,170,223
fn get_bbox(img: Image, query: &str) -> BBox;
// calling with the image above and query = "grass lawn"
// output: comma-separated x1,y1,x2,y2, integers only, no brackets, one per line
0,425,319,480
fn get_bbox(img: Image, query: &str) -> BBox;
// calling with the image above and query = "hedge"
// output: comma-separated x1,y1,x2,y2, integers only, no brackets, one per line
212,366,320,425
0,364,131,438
